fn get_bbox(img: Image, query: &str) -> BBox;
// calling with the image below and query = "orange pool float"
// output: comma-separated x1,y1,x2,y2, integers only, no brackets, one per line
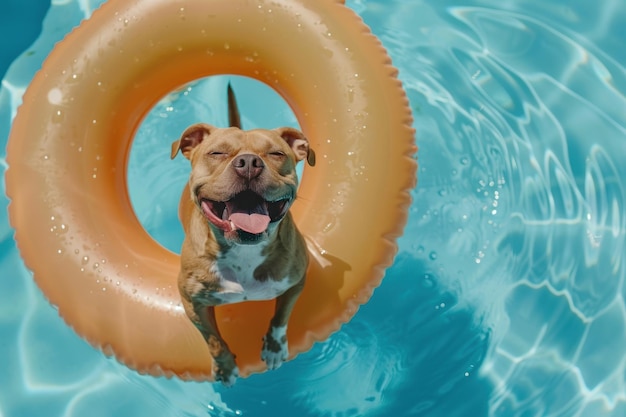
6,0,416,380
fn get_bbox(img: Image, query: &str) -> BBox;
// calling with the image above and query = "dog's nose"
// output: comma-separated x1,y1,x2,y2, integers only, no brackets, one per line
232,153,264,179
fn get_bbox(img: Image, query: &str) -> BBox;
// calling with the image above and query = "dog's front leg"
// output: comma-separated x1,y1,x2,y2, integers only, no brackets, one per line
182,296,239,385
197,304,239,385
261,277,305,369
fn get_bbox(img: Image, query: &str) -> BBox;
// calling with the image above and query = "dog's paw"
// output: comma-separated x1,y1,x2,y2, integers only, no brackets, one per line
261,325,289,370
212,360,239,387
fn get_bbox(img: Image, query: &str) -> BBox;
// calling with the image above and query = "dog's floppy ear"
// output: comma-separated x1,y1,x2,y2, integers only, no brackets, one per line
275,127,316,166
170,123,216,160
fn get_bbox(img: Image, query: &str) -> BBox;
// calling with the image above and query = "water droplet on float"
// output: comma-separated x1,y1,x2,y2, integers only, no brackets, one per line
47,88,63,105
53,109,63,122
429,251,438,260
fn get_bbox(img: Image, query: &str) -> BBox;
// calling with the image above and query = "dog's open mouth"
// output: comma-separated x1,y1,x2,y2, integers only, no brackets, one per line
200,190,292,235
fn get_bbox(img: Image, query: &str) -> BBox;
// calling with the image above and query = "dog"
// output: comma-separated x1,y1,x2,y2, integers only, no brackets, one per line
170,85,315,385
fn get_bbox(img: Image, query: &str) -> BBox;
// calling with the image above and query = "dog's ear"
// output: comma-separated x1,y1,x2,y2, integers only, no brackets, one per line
275,127,316,166
171,123,216,160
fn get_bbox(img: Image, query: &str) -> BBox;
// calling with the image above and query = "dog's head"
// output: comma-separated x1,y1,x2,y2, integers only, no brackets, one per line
171,124,315,245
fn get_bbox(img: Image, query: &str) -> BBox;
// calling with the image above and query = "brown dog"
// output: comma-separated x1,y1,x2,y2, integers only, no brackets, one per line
170,87,315,385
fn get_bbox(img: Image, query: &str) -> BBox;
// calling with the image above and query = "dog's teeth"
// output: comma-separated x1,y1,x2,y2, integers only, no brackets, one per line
230,221,236,231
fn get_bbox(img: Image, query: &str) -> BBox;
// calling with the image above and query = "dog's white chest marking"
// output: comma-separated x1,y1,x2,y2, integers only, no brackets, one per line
210,244,290,303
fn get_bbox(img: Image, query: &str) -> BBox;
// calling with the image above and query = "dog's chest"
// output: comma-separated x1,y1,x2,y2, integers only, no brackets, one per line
210,244,291,303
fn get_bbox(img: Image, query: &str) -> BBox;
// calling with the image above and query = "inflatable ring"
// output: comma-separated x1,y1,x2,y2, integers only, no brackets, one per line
7,0,416,380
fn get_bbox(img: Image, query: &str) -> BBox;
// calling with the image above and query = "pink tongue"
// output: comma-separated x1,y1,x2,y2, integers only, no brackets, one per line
229,213,271,234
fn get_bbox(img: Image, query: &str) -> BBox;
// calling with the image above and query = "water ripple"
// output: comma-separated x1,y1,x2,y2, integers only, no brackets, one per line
373,0,626,415
289,324,402,416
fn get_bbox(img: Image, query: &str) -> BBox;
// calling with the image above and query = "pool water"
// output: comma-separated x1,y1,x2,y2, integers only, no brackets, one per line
1,0,625,416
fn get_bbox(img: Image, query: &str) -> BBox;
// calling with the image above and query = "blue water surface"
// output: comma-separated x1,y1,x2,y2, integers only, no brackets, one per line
1,0,625,416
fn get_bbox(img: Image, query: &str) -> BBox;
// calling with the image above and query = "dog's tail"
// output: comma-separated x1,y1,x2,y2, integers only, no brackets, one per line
227,82,242,129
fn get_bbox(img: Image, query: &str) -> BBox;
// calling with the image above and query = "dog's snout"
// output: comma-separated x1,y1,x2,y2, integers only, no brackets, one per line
232,154,264,179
